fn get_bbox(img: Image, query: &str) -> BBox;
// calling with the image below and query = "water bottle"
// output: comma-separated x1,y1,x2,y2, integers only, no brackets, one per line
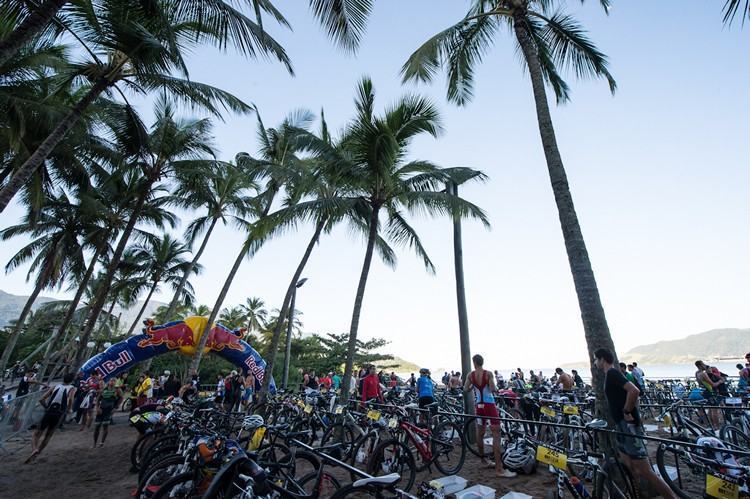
570,476,590,497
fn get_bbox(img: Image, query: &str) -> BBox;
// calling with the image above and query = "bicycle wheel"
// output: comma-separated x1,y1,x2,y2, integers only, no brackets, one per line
297,471,342,497
351,431,381,471
151,471,200,499
431,420,465,475
131,431,161,472
719,424,750,451
135,455,185,499
321,423,356,460
656,443,698,499
593,465,634,499
367,439,416,493
462,416,490,458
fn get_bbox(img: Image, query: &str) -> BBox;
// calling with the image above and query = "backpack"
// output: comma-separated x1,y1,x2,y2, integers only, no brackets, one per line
46,385,69,415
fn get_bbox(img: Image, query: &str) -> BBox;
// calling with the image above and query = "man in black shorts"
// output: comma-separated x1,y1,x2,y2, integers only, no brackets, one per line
26,372,76,463
594,348,675,499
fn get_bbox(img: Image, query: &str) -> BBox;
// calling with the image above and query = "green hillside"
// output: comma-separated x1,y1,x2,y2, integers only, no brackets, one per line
622,328,749,364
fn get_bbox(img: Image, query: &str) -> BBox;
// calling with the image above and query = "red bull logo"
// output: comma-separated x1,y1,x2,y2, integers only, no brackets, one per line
206,324,246,352
137,319,196,350
95,350,134,377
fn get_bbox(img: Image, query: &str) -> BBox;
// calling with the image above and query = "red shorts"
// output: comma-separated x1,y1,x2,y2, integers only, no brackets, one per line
475,402,500,426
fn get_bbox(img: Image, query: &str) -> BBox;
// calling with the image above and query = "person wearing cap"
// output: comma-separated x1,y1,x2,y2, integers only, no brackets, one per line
417,369,434,408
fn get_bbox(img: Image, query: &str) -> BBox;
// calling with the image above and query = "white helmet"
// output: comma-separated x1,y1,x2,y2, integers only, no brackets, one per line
242,414,265,430
502,441,537,474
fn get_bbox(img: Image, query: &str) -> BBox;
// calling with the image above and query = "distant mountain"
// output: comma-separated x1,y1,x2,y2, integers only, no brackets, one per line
0,290,57,327
622,328,750,364
375,356,420,373
0,289,166,333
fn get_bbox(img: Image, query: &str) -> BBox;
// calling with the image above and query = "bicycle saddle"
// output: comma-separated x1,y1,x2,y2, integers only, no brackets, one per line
586,419,608,430
353,473,401,488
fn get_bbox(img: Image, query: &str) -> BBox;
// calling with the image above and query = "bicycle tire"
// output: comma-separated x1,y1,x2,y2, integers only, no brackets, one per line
719,424,750,450
130,431,160,471
297,470,342,497
593,467,632,499
431,420,465,475
330,482,402,498
367,438,416,493
135,454,185,499
151,471,199,499
320,423,356,460
462,416,490,458
656,443,691,499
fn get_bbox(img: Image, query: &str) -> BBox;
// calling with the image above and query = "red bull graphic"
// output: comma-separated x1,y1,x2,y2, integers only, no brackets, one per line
79,315,276,392
137,319,196,349
206,324,246,352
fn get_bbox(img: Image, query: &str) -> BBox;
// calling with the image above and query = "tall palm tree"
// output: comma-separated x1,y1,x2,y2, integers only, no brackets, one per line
163,162,258,320
239,297,268,333
0,0,68,68
73,100,220,369
0,0,277,212
187,110,310,375
402,0,619,403
317,78,490,398
124,234,198,336
723,0,750,25
0,192,85,374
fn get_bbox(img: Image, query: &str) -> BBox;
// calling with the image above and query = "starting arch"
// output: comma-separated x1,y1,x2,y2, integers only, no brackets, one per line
79,316,274,392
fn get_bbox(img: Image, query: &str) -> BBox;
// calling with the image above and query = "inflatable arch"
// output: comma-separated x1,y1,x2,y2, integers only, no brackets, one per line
79,316,275,392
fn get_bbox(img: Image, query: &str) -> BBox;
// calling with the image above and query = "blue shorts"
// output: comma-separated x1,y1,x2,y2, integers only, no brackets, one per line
616,420,648,459
242,388,253,401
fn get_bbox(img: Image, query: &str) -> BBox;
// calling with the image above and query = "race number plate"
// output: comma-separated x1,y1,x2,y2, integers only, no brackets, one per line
536,444,568,469
563,405,579,415
250,427,266,451
705,472,739,499
367,410,381,421
297,400,305,408
388,418,398,429
334,405,344,414
540,406,556,418
304,404,313,414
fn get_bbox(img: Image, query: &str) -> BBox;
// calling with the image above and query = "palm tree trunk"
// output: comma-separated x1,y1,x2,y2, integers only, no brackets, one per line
0,0,69,68
259,219,325,400
188,190,279,376
450,182,476,416
513,16,617,403
126,280,159,336
188,243,247,376
73,186,150,369
36,243,104,381
0,280,44,374
0,78,108,212
164,217,218,319
103,299,117,340
341,205,380,400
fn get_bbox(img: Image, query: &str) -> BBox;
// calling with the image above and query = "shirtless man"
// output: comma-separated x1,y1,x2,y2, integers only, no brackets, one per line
555,368,574,391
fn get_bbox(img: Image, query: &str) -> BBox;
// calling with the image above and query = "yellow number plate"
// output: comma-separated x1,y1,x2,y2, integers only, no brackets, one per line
388,418,398,428
536,445,568,469
662,414,673,428
335,405,344,414
563,405,579,415
367,410,381,421
541,406,556,418
706,474,739,499
250,426,266,450
297,400,305,408
304,404,313,414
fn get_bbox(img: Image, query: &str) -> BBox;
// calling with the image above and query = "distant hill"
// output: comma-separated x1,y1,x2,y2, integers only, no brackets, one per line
375,356,420,373
0,290,56,327
622,328,750,364
0,289,166,332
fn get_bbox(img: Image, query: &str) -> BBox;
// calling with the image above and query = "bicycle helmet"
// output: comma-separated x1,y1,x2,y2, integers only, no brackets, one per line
242,414,265,430
502,441,537,474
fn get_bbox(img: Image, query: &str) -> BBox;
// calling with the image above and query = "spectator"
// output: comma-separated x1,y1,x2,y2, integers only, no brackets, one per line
16,370,45,398
361,366,383,404
163,373,181,398
572,370,584,389
408,373,416,390
319,372,333,390
332,372,341,391
215,374,225,405
388,372,398,389
243,373,255,407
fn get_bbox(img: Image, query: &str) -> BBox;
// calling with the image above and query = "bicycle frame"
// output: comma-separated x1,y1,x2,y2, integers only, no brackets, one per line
399,421,433,462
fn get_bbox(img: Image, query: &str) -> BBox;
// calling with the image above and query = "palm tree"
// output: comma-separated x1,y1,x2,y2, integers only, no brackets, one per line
190,304,212,317
0,192,86,374
162,162,258,320
402,0,619,402
218,306,247,330
0,0,280,212
124,234,198,336
187,110,310,376
315,78,490,398
239,297,268,333
0,0,68,68
723,0,750,25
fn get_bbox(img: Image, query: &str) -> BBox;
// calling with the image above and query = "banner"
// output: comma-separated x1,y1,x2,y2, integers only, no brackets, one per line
79,316,275,392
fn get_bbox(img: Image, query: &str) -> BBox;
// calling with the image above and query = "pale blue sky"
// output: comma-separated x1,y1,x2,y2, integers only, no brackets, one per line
1,1,748,371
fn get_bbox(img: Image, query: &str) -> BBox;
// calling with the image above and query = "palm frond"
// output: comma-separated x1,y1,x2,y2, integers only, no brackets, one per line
308,0,373,53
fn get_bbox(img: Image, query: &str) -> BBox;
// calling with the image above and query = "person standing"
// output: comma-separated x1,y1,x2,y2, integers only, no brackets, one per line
572,369,584,389
555,368,574,392
93,378,121,447
163,373,181,398
361,366,383,404
243,372,255,407
594,348,676,498
407,373,416,390
16,370,45,398
332,372,341,391
25,373,76,463
215,374,225,405
464,355,516,478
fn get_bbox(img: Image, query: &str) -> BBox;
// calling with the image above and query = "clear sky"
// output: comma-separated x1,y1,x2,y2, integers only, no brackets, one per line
1,1,748,372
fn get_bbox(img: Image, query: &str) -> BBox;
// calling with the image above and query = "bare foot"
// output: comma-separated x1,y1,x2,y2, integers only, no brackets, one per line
24,450,39,464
